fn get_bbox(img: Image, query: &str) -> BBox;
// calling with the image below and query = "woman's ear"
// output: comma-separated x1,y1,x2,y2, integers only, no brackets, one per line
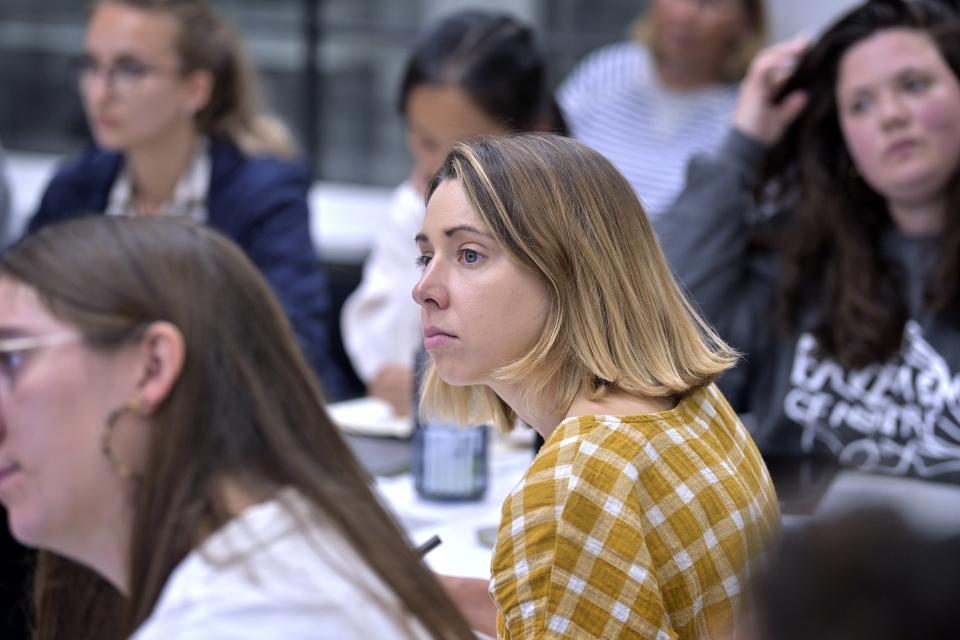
183,68,214,116
135,321,185,414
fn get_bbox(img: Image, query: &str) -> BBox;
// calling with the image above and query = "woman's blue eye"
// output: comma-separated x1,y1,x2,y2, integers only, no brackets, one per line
461,249,480,264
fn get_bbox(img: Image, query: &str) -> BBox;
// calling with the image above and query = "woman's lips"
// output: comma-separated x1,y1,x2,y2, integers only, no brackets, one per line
424,333,456,351
423,327,457,351
885,139,921,159
0,463,21,495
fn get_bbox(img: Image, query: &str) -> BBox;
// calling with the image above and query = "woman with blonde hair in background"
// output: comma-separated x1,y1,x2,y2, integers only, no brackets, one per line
414,134,779,638
559,0,766,218
29,0,347,398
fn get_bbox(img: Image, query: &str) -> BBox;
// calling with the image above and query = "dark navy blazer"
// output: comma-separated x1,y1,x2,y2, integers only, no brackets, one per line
29,138,348,399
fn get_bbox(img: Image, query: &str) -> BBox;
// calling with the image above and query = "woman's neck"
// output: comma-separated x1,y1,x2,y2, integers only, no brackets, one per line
567,387,676,420
126,126,200,214
887,198,946,237
487,381,565,442
653,51,723,92
488,381,676,442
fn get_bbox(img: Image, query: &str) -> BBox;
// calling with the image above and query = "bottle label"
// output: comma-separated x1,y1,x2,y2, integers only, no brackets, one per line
413,423,488,501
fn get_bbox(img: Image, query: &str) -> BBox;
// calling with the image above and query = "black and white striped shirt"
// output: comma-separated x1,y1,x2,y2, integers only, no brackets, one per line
559,42,737,218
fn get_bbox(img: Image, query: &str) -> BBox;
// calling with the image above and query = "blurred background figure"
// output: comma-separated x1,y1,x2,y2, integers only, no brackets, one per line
0,216,474,640
341,9,567,416
0,139,10,244
559,0,766,218
744,506,960,640
658,0,960,482
26,0,348,400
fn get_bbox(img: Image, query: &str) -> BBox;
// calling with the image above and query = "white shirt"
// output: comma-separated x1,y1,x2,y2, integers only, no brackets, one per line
105,139,210,222
131,489,429,639
340,181,424,383
559,42,737,218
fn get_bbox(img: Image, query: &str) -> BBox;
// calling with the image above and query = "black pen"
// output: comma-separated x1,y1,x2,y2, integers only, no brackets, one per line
416,534,442,557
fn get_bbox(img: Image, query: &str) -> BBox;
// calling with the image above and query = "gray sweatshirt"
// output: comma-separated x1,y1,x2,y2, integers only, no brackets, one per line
657,130,960,484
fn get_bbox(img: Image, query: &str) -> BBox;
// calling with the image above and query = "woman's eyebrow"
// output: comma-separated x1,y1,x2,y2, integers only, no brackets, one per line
443,224,492,238
414,224,491,245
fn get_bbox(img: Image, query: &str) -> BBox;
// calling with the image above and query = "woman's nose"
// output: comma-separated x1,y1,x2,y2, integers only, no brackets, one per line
878,91,909,129
412,260,449,309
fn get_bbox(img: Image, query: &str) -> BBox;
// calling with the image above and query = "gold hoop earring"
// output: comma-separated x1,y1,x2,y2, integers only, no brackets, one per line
102,399,143,480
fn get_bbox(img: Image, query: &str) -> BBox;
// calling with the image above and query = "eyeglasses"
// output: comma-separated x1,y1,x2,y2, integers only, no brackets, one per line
0,333,82,394
76,56,174,96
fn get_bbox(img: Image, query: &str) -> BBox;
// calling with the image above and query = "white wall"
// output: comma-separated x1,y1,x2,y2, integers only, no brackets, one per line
768,0,861,42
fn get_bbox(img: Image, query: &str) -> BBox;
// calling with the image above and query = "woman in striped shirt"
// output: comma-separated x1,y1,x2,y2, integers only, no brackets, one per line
559,0,766,218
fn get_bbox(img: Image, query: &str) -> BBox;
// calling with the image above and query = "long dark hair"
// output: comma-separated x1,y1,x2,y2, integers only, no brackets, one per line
759,0,960,368
1,217,472,639
398,10,567,135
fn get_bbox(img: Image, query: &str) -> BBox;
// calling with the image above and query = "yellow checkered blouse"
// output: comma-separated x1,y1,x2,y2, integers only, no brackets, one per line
491,384,779,639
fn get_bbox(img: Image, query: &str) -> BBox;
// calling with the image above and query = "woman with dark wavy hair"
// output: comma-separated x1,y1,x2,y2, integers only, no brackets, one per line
658,0,960,483
0,217,474,639
341,10,567,416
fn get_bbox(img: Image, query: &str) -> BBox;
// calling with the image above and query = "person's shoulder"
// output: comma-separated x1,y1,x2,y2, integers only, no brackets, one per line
47,143,121,189
578,40,649,72
206,139,311,226
134,496,406,638
32,143,120,229
391,180,421,208
533,416,649,491
209,138,311,197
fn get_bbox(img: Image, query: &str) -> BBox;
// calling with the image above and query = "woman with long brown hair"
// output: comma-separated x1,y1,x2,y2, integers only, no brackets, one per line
0,216,473,639
658,0,960,482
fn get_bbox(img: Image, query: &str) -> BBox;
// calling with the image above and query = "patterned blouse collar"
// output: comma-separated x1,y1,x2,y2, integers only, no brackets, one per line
105,137,210,222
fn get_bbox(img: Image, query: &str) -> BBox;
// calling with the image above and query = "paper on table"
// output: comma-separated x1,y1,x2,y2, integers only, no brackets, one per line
327,396,413,438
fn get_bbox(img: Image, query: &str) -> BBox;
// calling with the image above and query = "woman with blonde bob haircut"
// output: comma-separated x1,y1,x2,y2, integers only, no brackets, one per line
413,133,779,638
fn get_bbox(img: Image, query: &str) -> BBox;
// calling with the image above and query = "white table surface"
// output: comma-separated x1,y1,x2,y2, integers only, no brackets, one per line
375,438,533,579
803,469,960,536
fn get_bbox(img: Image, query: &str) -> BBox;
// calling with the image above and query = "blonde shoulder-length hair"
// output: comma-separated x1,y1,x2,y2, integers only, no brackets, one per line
420,133,738,432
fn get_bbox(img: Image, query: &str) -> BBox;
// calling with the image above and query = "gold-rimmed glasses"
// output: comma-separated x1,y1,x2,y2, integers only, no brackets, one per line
0,333,82,394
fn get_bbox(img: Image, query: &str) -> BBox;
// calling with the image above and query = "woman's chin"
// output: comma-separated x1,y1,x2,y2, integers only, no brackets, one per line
6,510,42,549
90,129,128,152
434,364,479,388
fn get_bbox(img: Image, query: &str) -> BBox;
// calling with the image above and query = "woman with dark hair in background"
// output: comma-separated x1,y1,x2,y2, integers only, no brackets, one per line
744,507,960,640
559,0,766,218
341,9,567,415
658,0,960,482
28,0,347,399
0,216,475,639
